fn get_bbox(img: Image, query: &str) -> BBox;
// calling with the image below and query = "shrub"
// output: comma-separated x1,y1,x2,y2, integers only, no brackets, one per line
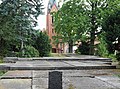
0,56,3,63
97,33,109,57
77,41,90,55
19,45,39,57
34,31,51,57
116,52,120,61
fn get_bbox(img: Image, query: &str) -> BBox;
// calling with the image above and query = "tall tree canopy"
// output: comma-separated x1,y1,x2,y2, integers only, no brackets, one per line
102,7,120,54
54,0,120,54
34,31,51,57
0,0,43,56
53,0,88,53
80,0,120,55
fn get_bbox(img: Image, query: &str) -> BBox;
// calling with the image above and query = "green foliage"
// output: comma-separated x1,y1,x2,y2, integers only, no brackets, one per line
0,71,6,76
34,31,51,57
68,84,75,89
0,0,44,56
78,41,90,55
19,46,39,58
97,33,108,57
116,52,120,61
0,56,3,63
102,8,120,54
54,0,120,54
53,0,86,53
108,54,117,62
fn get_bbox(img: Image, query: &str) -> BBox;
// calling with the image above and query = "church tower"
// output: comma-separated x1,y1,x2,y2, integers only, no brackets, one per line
46,0,64,53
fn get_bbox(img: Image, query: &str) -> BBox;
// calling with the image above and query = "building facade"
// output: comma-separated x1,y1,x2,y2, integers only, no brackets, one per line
46,0,65,53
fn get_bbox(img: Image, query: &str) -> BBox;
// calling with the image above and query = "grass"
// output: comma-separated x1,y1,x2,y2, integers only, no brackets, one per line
50,53,65,57
0,71,6,76
0,56,3,63
0,56,6,76
118,74,120,78
112,69,120,78
68,84,75,89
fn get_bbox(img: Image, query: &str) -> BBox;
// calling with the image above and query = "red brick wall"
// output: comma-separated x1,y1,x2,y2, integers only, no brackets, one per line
46,4,64,53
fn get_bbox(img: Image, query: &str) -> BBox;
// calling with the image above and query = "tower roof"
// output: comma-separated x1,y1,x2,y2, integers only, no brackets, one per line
47,0,58,13
49,0,57,5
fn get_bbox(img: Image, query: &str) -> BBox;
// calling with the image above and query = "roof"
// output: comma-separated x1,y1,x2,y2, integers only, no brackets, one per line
47,0,58,13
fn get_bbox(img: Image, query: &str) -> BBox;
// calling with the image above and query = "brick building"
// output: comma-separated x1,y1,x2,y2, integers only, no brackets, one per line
46,0,66,53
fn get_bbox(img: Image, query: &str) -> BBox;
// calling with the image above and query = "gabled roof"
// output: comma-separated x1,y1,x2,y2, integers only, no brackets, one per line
47,0,58,13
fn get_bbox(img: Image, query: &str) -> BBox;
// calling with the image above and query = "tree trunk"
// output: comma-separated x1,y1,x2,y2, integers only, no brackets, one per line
68,40,73,53
89,30,95,55
118,37,120,51
89,2,96,55
0,38,5,56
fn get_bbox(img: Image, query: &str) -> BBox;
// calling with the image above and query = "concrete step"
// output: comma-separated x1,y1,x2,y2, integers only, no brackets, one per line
7,65,116,70
3,56,112,63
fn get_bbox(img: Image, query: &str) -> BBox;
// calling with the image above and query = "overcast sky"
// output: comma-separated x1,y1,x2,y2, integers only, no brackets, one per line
37,0,62,30
0,0,61,30
36,0,48,30
37,0,88,30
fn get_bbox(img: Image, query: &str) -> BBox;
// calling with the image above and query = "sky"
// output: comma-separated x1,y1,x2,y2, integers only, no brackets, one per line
36,0,62,30
36,0,48,30
36,0,63,30
0,0,61,30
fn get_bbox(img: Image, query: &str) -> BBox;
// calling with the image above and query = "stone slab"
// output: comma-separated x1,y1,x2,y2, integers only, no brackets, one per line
0,71,32,79
0,79,31,89
33,71,49,78
63,77,116,89
46,61,72,67
8,60,116,70
33,57,111,61
33,70,94,78
96,76,120,88
3,57,18,63
62,70,95,78
32,78,48,89
32,70,118,89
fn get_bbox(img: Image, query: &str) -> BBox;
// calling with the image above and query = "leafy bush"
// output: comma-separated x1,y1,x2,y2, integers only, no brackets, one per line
34,31,51,57
19,46,39,57
77,41,90,55
108,54,117,62
116,52,120,61
0,56,3,63
97,33,109,57
0,71,6,76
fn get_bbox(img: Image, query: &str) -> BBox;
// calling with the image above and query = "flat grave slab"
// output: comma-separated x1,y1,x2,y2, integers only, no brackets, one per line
0,70,32,79
32,70,119,89
6,60,115,70
64,77,116,89
96,75,120,88
32,78,48,89
0,79,31,89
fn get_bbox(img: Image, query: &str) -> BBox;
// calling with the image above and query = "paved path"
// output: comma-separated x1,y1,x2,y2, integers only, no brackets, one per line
0,56,119,89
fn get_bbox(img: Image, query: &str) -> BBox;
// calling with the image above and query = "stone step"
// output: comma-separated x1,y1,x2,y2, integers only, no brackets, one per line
32,57,112,62
3,56,112,63
8,65,116,70
0,65,116,70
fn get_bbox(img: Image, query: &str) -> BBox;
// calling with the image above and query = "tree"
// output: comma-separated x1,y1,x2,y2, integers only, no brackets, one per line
0,0,43,56
53,0,87,53
34,31,51,57
102,8,120,54
79,0,111,55
76,0,120,55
